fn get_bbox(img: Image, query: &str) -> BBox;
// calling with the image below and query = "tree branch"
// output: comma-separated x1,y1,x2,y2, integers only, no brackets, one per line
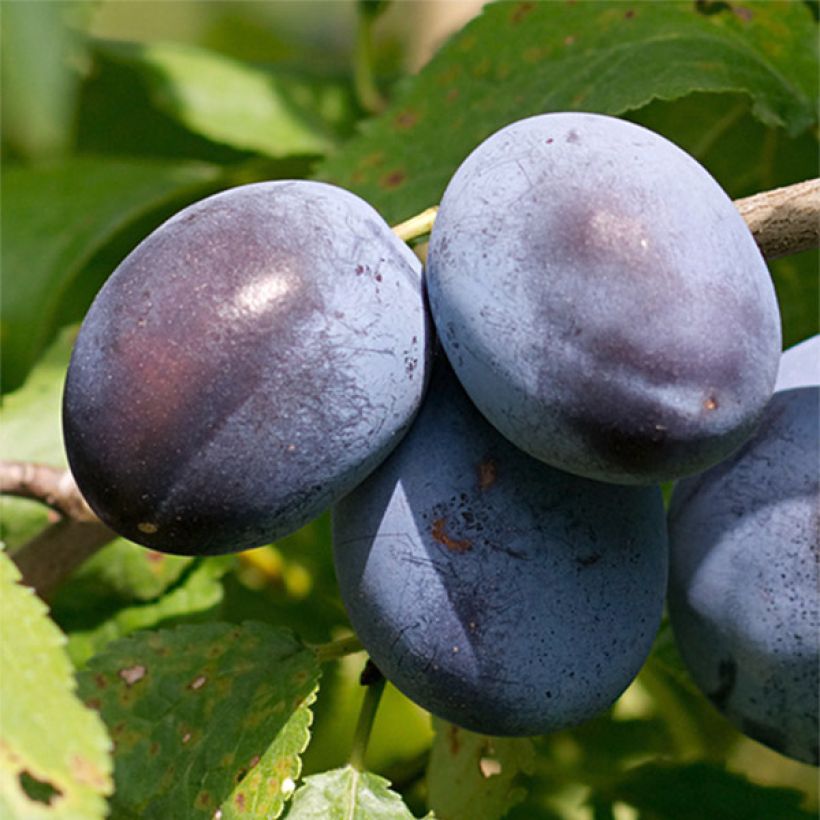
734,178,820,260
1,460,97,522
13,519,116,600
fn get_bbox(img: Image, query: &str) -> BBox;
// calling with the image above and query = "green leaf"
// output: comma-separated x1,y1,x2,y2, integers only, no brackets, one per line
220,689,315,820
1,1,83,159
1,157,221,392
606,761,815,820
427,719,535,820
318,0,818,223
286,765,430,819
77,621,320,819
0,325,77,549
0,324,75,466
0,551,112,819
57,540,194,608
97,40,354,158
62,556,230,668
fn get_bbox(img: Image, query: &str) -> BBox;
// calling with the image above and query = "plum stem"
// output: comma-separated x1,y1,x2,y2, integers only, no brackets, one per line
311,634,365,662
392,206,439,243
391,178,820,258
349,659,386,771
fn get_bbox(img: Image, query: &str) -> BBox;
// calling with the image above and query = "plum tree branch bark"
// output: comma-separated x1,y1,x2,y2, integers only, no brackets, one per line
394,177,820,260
734,178,820,260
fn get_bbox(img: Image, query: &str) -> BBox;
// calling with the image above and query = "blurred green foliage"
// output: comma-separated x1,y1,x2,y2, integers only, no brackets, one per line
1,1,817,818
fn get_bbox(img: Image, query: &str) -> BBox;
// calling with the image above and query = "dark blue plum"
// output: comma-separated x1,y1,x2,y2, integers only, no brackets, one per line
63,181,429,555
427,112,781,485
775,334,819,392
333,356,668,736
668,377,819,764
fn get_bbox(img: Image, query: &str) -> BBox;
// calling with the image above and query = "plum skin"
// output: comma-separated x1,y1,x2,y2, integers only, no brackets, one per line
668,383,819,765
333,356,668,737
426,112,781,485
63,180,429,555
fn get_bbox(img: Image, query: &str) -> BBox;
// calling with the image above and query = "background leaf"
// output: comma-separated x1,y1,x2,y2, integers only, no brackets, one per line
426,719,534,820
1,158,221,392
77,621,320,819
605,760,815,820
96,40,357,158
318,0,818,223
60,556,231,668
285,765,429,819
0,552,112,820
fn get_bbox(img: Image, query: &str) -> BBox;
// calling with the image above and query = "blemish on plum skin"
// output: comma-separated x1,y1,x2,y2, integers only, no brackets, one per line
432,518,472,553
380,170,406,190
566,129,581,144
704,396,719,411
119,665,147,686
478,459,498,490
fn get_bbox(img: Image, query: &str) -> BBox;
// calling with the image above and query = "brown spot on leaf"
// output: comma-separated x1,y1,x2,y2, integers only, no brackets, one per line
510,1,536,23
447,724,461,755
235,793,246,811
478,459,497,490
394,110,419,130
146,550,165,564
71,754,109,790
85,698,101,710
381,170,406,189
624,8,635,18
432,518,472,553
733,6,753,21
446,88,459,103
194,791,212,809
479,757,503,777
94,674,108,689
119,665,146,686
564,35,576,46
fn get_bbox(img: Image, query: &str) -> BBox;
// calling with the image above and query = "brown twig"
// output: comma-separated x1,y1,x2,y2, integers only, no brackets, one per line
1,460,97,522
1,460,116,597
13,519,116,600
735,178,820,260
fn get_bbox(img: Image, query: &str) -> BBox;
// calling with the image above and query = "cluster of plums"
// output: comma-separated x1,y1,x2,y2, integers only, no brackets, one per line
63,113,818,764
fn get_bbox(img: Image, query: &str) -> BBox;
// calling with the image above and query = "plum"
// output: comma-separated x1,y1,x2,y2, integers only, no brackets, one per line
775,334,819,392
668,378,819,764
333,355,668,736
426,112,781,485
63,181,429,555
